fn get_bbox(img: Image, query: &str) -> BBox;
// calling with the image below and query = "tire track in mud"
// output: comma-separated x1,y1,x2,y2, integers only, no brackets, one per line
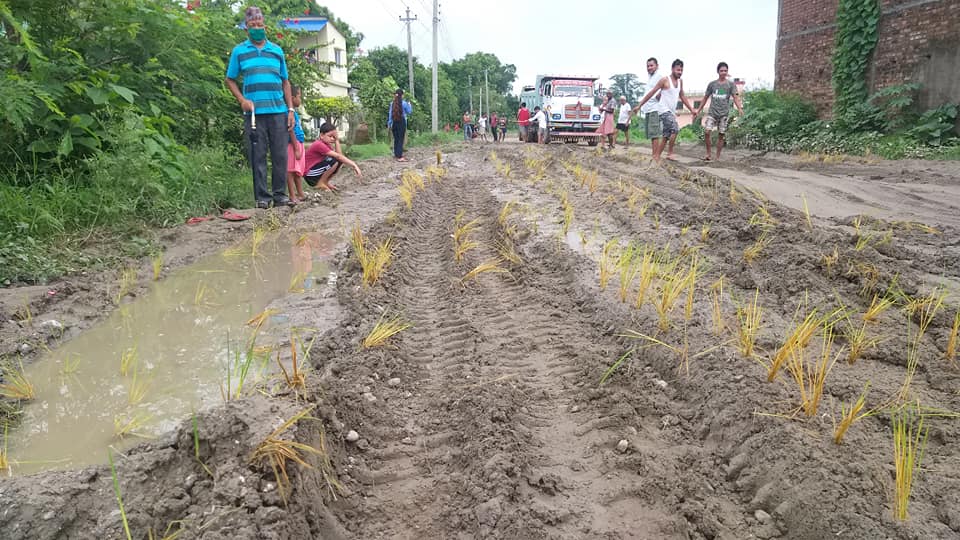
345,169,698,539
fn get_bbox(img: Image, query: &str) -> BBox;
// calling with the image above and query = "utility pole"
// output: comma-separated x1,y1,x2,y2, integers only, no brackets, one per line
399,7,417,96
468,75,473,112
484,69,490,118
431,0,438,133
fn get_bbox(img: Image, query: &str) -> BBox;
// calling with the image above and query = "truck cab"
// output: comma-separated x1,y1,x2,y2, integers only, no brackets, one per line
519,75,603,144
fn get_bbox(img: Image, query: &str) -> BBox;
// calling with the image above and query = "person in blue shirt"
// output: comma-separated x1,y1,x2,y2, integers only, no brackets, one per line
386,89,413,162
225,6,296,208
286,85,306,204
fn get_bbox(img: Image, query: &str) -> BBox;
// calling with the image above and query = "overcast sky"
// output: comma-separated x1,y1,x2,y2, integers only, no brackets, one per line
320,0,778,96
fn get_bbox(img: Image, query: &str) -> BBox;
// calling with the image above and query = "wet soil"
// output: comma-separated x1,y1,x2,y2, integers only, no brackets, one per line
1,141,960,539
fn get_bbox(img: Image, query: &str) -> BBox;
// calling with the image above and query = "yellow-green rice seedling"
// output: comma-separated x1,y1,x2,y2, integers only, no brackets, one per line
249,406,323,506
892,402,928,521
735,289,763,358
700,224,711,243
462,259,509,284
351,223,394,287
710,276,725,335
844,315,882,365
560,192,574,235
494,237,523,266
128,364,149,405
833,383,871,444
221,336,255,402
617,243,641,303
498,201,516,226
0,424,8,476
120,346,138,377
0,359,35,400
362,313,412,349
653,264,693,333
114,412,153,440
946,309,959,366
729,181,741,205
821,246,840,274
901,288,945,399
863,293,895,323
767,305,823,382
801,193,812,229
151,252,163,281
115,267,138,304
108,450,133,540
598,238,619,291
785,325,838,416
743,230,770,264
453,211,482,263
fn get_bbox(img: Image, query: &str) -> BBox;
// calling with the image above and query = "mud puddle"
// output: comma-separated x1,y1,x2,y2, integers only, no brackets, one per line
8,231,336,474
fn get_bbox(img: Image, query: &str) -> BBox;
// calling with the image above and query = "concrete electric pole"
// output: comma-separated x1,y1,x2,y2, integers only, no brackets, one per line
399,7,417,96
484,69,490,118
431,0,438,133
468,75,473,112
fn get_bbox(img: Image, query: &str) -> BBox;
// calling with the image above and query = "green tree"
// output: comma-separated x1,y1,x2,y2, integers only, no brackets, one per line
443,52,517,114
608,73,643,104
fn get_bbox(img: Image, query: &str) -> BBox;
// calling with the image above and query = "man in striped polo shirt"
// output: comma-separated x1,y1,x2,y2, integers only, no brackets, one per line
225,6,296,208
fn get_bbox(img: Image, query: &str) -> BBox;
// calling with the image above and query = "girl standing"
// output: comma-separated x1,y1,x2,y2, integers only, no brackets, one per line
387,89,412,162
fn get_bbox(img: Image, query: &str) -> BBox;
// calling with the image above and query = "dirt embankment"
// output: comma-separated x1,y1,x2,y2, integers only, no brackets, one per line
2,141,960,539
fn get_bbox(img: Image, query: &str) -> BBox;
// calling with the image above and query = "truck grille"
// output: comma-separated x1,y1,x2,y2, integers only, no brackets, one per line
563,104,592,119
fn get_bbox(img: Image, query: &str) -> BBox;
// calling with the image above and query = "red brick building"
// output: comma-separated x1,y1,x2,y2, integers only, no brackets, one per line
775,0,960,117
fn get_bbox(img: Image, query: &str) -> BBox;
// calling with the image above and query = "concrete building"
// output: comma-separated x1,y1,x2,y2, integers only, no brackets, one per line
775,0,960,117
279,17,352,133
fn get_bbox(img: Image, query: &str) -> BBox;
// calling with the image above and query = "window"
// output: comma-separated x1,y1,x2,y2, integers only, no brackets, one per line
693,100,701,109
334,49,344,67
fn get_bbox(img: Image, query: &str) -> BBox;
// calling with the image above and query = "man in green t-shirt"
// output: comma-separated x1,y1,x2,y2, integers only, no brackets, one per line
694,62,744,161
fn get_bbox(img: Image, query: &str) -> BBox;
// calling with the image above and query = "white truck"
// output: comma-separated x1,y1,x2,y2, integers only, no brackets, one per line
519,75,603,145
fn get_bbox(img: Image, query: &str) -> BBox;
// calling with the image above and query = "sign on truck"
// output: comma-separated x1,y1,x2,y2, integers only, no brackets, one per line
519,75,603,145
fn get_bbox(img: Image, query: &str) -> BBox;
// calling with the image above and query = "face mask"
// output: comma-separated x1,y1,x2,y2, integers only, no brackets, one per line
248,28,266,42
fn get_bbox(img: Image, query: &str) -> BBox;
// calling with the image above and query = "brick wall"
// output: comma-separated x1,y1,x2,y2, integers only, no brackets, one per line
776,0,960,117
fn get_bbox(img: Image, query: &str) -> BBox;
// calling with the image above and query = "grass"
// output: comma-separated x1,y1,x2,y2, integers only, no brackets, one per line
462,259,508,283
946,309,959,366
735,289,763,358
0,359,35,400
350,223,393,287
362,312,412,348
249,406,324,506
892,402,928,521
833,383,871,444
108,450,134,540
598,238,619,292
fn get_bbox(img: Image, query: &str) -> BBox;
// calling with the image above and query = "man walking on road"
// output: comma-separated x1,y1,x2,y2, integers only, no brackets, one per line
630,58,663,159
635,59,697,162
517,102,531,142
693,62,743,161
225,6,296,208
616,96,632,147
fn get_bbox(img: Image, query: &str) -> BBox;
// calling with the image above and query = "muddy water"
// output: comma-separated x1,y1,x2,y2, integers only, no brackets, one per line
9,232,336,474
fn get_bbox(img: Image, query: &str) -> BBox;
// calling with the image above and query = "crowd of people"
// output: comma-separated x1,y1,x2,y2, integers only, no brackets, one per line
227,7,744,208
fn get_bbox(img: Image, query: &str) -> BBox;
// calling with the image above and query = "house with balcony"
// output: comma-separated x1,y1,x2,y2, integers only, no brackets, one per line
278,17,352,134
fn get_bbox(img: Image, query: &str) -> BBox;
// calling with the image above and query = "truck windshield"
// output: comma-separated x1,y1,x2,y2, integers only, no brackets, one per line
553,85,592,97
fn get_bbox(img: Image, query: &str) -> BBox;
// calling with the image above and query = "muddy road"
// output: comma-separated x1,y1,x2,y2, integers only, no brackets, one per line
1,141,959,539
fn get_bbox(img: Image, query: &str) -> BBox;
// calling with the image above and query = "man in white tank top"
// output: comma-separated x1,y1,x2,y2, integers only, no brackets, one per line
635,59,698,162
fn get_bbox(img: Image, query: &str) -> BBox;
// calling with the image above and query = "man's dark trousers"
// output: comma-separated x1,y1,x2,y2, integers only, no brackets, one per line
246,112,289,204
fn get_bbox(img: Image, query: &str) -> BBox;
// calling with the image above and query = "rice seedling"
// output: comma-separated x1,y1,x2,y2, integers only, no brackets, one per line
863,293,895,323
453,211,482,263
462,259,509,283
151,252,163,281
128,364,149,405
892,402,928,521
288,271,307,293
748,204,777,228
901,287,945,399
785,326,839,416
436,149,442,165
743,231,769,264
729,181,741,205
679,225,690,237
119,346,138,376
425,164,446,182
494,237,522,266
249,406,323,505
398,182,414,209
315,427,345,499
148,523,184,540
0,424,9,476
560,192,574,235
497,201,516,226
351,223,393,287
620,329,727,377
700,224,710,243
710,276,725,335
801,193,812,229
586,171,599,194
0,359,35,400
684,262,698,322
362,312,412,348
194,281,213,306
734,289,762,358
637,201,651,219
767,306,823,382
401,169,425,191
277,334,308,398
634,246,661,309
250,227,267,258
946,309,959,366
843,315,882,364
854,231,874,251
247,308,278,331
833,383,871,444
221,335,255,402
852,215,863,237
617,243,640,302
626,187,649,211
600,349,635,385
15,299,32,326
598,238,619,291
821,246,840,274
108,450,134,540
114,412,153,440
192,413,214,477
115,267,138,304
653,263,694,333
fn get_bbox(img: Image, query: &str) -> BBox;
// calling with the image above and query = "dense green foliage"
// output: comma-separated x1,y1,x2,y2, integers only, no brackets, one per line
608,73,643,105
831,0,880,119
0,0,351,283
728,88,960,159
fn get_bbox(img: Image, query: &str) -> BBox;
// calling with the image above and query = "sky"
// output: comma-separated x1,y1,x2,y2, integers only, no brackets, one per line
319,0,778,97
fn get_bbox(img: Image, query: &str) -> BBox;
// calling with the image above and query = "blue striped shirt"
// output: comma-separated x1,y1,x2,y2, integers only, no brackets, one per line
226,39,289,115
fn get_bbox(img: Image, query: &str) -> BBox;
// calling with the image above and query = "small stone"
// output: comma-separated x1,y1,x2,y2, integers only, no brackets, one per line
361,385,372,393
39,320,64,332
42,511,55,520
387,377,401,386
654,379,668,389
569,405,580,413
755,509,773,524
616,439,629,453
262,482,276,493
345,430,360,442
356,439,371,451
403,391,413,398
401,437,414,445
362,392,377,403
18,343,32,354
626,426,638,435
